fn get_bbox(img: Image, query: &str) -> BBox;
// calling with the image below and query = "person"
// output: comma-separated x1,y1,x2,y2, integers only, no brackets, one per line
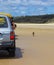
11,21,16,30
32,32,35,37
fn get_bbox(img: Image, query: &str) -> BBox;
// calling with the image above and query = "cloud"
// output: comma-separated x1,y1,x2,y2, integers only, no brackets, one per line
0,0,54,16
0,0,19,4
39,7,45,11
14,10,19,13
21,11,26,14
0,0,54,6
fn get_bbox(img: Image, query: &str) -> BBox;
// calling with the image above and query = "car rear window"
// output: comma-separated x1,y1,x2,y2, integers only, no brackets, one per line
0,17,8,28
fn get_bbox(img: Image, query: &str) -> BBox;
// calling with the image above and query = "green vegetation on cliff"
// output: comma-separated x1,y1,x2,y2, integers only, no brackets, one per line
13,14,54,23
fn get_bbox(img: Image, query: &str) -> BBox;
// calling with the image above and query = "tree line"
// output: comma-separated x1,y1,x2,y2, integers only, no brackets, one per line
13,14,54,23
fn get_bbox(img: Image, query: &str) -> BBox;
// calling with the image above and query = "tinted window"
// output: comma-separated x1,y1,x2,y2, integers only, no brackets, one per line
0,17,8,28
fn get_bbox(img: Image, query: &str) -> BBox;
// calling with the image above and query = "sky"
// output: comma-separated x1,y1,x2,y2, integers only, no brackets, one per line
0,0,54,16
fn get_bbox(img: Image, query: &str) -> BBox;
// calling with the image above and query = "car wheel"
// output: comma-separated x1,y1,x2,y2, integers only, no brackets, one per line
9,48,15,57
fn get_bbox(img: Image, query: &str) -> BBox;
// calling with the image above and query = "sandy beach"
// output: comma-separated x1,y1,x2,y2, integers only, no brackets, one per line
0,24,54,65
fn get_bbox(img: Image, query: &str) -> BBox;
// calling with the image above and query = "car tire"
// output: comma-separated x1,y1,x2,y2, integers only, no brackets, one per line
8,41,16,57
9,48,15,57
14,39,16,50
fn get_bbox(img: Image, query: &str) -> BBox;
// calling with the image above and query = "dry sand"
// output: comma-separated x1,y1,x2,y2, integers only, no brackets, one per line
15,27,54,65
0,26,54,65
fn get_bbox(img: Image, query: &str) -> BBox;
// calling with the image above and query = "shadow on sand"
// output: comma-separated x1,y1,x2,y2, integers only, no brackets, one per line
0,47,24,59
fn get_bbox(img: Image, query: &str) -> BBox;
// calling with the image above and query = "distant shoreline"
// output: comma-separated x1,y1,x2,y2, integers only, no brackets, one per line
15,23,54,29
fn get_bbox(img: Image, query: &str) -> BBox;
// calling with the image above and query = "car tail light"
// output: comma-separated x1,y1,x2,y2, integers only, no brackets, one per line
10,31,15,40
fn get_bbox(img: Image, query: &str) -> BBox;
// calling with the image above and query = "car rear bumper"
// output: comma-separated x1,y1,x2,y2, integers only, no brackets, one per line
0,41,15,50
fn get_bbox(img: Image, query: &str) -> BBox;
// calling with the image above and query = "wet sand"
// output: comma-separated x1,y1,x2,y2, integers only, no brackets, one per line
0,26,54,65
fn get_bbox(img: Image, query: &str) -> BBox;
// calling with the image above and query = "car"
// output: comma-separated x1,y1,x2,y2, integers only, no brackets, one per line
0,15,16,57
0,12,16,30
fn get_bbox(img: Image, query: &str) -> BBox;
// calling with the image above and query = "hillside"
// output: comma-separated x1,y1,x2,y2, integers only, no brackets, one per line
13,14,54,23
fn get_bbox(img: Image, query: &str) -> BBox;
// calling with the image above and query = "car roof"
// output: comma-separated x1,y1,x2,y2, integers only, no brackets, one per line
0,12,12,18
0,15,8,17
